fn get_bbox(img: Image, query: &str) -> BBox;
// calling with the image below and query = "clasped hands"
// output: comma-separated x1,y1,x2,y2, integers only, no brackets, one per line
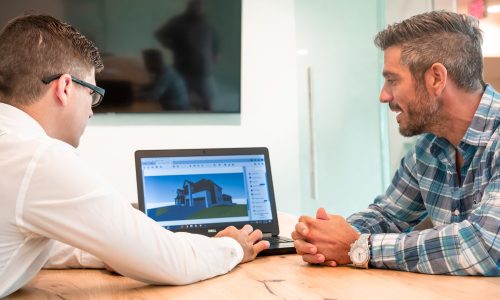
291,208,360,266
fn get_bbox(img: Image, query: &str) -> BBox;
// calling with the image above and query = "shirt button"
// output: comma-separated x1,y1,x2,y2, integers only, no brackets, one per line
454,209,460,216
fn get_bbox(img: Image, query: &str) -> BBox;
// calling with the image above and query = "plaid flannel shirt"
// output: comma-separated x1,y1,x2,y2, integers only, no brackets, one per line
347,85,500,276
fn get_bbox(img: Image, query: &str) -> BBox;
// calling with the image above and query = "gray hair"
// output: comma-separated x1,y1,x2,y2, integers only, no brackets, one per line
374,10,484,91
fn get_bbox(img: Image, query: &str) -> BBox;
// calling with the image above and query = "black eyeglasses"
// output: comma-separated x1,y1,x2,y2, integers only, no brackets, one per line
41,74,105,107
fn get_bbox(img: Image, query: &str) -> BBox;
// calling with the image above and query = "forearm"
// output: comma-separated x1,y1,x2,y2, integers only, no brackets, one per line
368,154,500,276
30,193,243,285
347,192,427,235
22,143,246,285
347,201,414,234
369,220,499,276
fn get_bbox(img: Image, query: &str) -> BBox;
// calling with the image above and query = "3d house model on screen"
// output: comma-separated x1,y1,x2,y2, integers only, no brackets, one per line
145,173,248,222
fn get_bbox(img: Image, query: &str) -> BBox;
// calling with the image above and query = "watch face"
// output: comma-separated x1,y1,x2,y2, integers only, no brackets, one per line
352,247,368,264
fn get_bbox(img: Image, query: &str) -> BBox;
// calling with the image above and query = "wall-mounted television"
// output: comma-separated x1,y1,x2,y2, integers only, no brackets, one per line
0,0,242,113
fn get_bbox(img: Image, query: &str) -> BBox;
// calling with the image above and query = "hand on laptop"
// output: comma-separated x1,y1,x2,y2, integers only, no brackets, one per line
291,208,359,266
216,224,270,263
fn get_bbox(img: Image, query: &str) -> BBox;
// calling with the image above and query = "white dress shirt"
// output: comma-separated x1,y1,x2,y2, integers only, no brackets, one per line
0,103,243,298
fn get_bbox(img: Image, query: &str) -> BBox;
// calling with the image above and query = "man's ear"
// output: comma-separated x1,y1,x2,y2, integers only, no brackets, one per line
54,74,72,107
424,63,447,96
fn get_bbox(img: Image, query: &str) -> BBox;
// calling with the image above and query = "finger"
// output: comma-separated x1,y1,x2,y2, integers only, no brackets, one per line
248,228,263,243
302,253,325,264
252,240,270,256
294,222,309,237
298,215,313,223
291,230,304,241
241,224,253,235
293,239,317,255
322,260,337,267
316,207,329,220
215,227,228,237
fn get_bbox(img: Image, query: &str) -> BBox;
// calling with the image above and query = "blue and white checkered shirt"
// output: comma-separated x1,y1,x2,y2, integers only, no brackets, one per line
347,85,500,276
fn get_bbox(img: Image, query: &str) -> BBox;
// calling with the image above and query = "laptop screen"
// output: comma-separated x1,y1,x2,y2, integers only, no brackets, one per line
135,148,279,235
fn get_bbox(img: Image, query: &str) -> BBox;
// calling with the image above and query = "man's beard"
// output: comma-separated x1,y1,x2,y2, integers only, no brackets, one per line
399,85,442,137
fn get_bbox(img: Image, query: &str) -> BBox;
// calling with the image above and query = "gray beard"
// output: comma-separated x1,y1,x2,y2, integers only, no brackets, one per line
399,88,442,137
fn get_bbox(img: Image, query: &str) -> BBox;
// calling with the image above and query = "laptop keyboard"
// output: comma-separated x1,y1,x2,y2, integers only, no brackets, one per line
264,236,294,244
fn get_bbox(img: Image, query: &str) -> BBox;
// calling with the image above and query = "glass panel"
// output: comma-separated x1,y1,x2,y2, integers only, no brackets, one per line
295,0,386,217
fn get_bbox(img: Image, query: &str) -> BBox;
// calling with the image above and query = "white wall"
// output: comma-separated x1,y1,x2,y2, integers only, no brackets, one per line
78,0,302,214
78,0,461,217
479,16,500,57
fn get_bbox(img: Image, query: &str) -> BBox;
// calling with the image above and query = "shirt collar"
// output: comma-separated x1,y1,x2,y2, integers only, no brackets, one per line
461,84,500,146
0,102,47,140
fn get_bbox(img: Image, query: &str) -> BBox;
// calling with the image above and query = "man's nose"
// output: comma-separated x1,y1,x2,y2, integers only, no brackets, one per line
379,87,392,103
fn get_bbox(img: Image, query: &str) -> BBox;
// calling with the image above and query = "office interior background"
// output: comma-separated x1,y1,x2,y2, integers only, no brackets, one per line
78,0,500,217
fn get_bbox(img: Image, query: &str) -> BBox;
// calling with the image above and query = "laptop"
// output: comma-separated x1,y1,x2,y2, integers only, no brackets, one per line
134,147,295,256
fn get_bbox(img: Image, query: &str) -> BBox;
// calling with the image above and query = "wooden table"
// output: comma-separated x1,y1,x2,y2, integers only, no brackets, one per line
7,213,500,299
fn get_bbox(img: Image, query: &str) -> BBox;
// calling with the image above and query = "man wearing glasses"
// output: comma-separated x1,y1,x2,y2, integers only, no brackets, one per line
41,74,106,107
0,15,268,298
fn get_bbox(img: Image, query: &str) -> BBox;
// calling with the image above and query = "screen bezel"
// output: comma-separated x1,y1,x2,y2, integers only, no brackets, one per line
134,147,279,236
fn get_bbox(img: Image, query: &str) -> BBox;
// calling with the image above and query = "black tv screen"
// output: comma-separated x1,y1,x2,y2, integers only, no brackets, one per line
0,0,242,113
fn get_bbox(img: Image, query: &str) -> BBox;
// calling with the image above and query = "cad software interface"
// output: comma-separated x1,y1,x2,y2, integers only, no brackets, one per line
140,154,274,230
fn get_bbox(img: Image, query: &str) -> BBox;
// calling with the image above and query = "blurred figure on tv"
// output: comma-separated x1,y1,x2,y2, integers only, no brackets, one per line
142,48,190,110
156,0,219,111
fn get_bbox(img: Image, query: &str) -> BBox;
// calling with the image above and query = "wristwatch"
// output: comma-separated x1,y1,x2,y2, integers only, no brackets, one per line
348,234,371,269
